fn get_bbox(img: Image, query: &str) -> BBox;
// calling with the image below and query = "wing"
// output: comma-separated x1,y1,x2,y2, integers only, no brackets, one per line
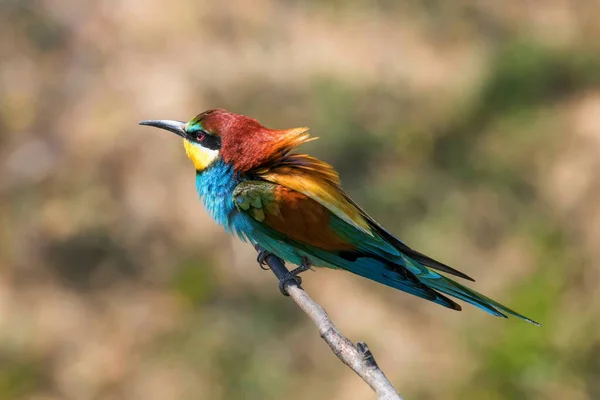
258,154,374,236
233,178,465,310
259,154,474,281
233,179,463,309
341,193,475,281
233,180,357,252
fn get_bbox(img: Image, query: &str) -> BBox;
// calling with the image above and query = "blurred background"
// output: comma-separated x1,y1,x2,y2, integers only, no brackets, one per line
1,1,600,399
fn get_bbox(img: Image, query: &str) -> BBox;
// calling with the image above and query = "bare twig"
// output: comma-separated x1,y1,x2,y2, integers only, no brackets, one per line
255,245,402,400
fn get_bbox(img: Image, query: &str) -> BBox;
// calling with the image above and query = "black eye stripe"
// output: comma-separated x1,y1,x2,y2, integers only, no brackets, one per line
186,128,221,150
199,132,221,150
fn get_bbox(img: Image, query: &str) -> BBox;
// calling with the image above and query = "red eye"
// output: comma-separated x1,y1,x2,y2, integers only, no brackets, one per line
195,132,205,142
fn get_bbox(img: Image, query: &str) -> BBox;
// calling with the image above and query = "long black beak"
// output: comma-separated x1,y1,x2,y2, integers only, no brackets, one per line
139,120,186,138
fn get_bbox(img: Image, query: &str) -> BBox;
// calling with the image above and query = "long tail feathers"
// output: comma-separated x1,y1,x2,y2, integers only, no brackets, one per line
422,275,541,326
347,264,464,312
338,254,540,326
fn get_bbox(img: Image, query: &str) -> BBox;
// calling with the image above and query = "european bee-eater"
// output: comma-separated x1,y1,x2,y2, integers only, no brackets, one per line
140,109,539,325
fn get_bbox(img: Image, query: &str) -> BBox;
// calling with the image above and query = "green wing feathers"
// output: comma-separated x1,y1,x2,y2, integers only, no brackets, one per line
233,181,280,222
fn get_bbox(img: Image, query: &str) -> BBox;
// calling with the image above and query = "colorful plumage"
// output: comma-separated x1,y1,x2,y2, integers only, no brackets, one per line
140,109,539,325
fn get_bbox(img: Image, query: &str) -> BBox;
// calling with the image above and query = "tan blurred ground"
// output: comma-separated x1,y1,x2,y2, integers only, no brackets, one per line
1,1,600,399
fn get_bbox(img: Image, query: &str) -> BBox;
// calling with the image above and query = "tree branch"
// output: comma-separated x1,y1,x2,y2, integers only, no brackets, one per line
254,245,402,400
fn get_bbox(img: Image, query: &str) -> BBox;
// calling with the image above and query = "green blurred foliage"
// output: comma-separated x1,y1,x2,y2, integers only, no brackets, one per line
0,352,48,400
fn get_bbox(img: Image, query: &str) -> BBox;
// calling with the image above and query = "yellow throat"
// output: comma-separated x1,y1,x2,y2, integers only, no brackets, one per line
183,139,219,171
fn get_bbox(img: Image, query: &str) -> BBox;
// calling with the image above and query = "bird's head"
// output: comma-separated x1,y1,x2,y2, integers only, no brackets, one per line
139,109,227,171
140,109,312,173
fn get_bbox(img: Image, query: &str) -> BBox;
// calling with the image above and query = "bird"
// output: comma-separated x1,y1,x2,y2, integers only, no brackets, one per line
140,109,539,325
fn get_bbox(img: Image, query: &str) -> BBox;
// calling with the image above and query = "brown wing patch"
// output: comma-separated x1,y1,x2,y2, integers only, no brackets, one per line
262,159,373,235
263,186,355,251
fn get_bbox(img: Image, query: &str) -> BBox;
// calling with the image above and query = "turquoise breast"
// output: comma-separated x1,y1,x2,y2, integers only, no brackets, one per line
194,158,305,265
195,158,240,229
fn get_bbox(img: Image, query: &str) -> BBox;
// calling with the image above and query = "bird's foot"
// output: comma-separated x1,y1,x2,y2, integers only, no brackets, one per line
289,256,313,277
277,272,302,296
277,257,312,296
256,248,272,270
254,248,307,296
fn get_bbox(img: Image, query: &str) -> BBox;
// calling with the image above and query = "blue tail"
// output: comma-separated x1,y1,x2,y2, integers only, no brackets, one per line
421,274,540,326
320,250,540,326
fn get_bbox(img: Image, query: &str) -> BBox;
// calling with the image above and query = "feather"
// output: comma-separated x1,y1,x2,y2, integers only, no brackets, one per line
341,193,476,281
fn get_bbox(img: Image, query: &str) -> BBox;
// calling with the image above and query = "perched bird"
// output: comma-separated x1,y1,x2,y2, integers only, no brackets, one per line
140,109,539,325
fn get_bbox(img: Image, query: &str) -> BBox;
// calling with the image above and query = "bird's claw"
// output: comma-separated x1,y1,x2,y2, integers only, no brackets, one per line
254,248,308,296
278,257,312,296
278,272,302,296
256,249,272,270
289,256,313,276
